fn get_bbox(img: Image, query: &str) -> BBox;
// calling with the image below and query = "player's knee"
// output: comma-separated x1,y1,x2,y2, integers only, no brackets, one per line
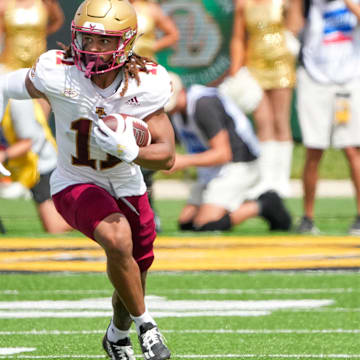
100,230,133,259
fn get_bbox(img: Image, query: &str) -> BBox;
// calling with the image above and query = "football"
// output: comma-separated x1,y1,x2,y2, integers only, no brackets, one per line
101,113,151,147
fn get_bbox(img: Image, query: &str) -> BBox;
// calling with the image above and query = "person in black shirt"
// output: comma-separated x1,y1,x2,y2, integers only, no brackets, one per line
165,73,292,232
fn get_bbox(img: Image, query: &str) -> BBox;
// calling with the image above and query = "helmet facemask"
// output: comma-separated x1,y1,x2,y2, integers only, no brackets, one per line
71,22,137,78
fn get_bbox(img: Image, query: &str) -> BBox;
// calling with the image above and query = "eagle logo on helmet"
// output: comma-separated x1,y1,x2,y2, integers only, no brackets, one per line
71,0,138,77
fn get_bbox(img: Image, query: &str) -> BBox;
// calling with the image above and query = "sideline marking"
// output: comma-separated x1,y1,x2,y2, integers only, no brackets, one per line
0,297,333,318
0,236,359,272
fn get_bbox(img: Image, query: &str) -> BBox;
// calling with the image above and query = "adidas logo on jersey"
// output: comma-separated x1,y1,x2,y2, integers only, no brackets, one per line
126,97,140,106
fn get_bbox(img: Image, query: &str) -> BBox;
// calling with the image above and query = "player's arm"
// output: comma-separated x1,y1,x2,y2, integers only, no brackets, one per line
44,0,65,36
7,98,43,161
169,130,232,173
0,139,32,163
0,69,47,122
0,1,5,39
134,108,176,170
167,97,232,173
285,0,305,35
94,108,176,169
229,0,246,76
343,0,360,21
153,3,179,52
94,66,175,167
25,73,47,99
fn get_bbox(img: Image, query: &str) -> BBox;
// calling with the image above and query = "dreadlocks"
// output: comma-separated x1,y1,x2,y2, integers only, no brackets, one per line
120,53,154,96
58,42,154,97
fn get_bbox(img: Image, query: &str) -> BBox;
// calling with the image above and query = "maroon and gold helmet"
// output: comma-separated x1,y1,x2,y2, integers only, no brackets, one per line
71,0,137,77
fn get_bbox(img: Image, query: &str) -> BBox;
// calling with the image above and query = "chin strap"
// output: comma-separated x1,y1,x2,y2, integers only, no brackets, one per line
85,61,95,78
83,53,113,78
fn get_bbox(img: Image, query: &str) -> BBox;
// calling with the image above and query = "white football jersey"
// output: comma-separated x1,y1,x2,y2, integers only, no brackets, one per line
29,50,172,198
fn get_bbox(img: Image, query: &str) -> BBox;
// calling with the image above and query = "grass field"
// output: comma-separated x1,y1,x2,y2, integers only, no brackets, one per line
0,196,359,359
0,271,359,359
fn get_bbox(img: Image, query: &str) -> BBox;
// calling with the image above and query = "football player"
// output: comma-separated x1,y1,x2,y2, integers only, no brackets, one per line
0,0,175,359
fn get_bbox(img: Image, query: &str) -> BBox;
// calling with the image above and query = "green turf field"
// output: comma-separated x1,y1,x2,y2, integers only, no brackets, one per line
0,197,359,359
0,271,359,359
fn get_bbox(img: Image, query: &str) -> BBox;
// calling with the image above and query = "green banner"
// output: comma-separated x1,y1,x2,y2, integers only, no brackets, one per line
157,0,234,86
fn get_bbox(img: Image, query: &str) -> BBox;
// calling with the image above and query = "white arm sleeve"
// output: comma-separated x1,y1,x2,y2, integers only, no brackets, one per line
0,68,31,123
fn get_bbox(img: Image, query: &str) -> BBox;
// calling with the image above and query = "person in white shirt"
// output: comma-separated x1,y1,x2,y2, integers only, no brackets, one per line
0,1,175,359
292,0,360,235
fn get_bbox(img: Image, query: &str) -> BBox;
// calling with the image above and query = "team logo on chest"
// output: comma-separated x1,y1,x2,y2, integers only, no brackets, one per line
95,107,107,118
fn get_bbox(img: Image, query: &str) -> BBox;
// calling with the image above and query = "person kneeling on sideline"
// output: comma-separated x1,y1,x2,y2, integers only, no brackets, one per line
165,73,292,232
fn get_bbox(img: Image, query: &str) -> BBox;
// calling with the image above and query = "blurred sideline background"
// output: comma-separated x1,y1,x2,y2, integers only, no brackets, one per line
46,0,350,186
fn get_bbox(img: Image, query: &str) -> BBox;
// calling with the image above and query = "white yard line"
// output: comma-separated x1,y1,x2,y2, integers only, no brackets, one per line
0,288,357,295
165,288,358,295
1,353,360,359
0,328,359,336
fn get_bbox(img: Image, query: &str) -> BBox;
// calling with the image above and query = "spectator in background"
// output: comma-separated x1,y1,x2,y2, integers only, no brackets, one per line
130,0,179,232
0,0,65,117
0,0,64,66
292,0,360,235
0,0,64,200
226,0,300,198
130,0,179,59
0,99,72,233
165,73,292,232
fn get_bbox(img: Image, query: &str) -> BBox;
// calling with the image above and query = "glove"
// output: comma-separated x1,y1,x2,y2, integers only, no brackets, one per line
0,162,11,176
94,117,140,163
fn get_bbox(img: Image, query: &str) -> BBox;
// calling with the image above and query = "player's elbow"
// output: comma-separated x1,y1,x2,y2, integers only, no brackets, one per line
160,140,176,170
218,148,232,164
163,152,175,170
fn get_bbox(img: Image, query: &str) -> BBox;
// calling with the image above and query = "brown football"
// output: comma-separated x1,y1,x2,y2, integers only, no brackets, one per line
102,113,151,147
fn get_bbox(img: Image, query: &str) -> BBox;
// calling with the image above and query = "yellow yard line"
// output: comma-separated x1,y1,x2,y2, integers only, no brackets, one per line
0,236,359,272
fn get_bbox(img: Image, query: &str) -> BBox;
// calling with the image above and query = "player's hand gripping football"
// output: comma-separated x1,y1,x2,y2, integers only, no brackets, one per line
94,117,140,163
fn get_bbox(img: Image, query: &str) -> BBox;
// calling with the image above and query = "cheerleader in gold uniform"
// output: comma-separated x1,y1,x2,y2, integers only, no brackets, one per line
0,0,64,117
0,0,70,233
229,0,300,197
0,0,64,69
